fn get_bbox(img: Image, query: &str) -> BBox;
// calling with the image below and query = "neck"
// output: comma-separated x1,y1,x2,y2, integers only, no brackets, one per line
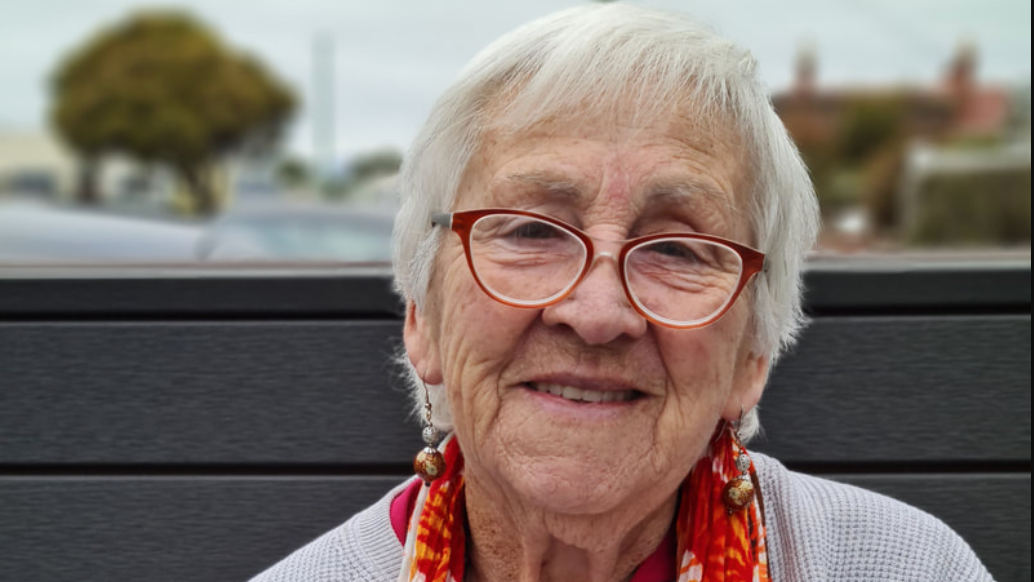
462,473,677,582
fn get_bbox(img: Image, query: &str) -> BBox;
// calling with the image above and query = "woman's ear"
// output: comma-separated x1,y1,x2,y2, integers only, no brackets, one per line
723,349,770,421
403,300,443,384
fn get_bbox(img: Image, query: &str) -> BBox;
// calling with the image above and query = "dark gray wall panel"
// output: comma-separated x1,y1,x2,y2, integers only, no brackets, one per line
1,267,1027,582
1,315,1029,464
0,476,403,582
0,321,416,464
802,259,1031,313
756,314,1031,463
0,270,403,318
0,474,1026,582
2,261,1028,317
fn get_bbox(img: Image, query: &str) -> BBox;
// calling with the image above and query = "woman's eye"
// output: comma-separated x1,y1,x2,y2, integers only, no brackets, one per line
649,241,698,260
509,221,561,240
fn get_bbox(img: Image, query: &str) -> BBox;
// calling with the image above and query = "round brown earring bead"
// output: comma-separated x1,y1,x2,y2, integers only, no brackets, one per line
722,475,755,511
414,446,446,483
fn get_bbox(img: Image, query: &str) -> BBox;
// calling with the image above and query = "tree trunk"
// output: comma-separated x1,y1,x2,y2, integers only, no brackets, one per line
179,162,217,216
76,157,100,205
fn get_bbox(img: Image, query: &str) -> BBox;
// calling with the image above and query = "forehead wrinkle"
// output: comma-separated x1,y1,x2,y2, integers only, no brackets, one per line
507,172,581,194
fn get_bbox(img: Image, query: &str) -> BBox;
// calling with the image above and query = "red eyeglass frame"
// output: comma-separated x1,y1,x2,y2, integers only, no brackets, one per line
431,208,766,329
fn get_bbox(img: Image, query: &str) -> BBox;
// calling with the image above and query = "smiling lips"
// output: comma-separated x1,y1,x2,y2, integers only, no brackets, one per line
527,381,639,403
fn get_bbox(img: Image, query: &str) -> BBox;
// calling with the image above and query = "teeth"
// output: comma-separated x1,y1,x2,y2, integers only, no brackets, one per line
580,389,603,403
561,386,582,400
532,383,635,403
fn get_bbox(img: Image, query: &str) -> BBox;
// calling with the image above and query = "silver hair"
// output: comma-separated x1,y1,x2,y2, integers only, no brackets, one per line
392,4,820,443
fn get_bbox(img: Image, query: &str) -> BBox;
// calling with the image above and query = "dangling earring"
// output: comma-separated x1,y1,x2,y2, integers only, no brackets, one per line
413,379,446,484
722,408,756,512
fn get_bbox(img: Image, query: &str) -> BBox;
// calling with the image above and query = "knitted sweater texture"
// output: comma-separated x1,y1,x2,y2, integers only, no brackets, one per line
249,452,993,582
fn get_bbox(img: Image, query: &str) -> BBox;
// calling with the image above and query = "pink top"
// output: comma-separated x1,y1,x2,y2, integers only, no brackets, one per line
390,479,675,581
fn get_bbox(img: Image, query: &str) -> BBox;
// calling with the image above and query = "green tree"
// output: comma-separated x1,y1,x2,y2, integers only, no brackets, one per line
348,148,402,184
325,147,403,200
50,11,295,213
277,156,311,190
837,97,903,165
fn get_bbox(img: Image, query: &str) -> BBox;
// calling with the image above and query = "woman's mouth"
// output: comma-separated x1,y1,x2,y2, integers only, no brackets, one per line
525,382,639,403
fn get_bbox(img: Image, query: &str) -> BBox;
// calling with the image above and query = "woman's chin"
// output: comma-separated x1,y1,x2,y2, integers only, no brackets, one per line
493,450,666,518
460,386,685,517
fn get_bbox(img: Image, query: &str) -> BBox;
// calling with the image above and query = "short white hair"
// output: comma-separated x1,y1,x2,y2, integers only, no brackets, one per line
392,4,820,443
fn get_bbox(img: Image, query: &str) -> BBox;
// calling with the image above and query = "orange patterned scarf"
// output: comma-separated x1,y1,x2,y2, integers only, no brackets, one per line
399,428,768,582
677,426,769,581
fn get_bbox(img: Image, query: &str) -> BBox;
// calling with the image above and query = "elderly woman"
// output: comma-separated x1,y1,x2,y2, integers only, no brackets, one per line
253,5,991,582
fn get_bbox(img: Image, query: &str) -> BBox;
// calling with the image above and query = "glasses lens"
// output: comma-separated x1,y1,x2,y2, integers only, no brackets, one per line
625,238,744,325
469,214,586,305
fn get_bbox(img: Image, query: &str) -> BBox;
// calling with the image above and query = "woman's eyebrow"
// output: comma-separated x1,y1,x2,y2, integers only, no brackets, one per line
643,180,738,216
501,172,582,201
495,173,739,219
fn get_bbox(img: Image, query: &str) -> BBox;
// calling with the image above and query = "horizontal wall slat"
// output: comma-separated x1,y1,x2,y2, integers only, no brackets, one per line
0,476,401,582
0,269,404,318
0,260,1028,317
802,258,1031,313
0,321,418,464
1,315,1028,464
755,313,1031,462
0,473,1026,582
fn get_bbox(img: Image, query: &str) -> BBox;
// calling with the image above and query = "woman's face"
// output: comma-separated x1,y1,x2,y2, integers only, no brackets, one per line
405,106,770,517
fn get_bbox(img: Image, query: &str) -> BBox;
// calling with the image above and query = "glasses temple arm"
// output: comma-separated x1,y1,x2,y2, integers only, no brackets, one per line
430,213,453,229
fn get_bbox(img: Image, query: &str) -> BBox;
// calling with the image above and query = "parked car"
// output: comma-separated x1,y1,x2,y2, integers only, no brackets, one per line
195,203,395,262
0,199,203,263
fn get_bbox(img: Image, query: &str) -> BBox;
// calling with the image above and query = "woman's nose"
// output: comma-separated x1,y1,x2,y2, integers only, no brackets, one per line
541,253,648,345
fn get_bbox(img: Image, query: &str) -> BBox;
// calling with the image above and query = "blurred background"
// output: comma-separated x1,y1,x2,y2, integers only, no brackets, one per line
0,0,1029,266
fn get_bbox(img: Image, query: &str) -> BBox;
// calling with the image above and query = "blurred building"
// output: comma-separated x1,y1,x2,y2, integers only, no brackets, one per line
0,130,172,207
0,130,76,199
773,43,1029,249
774,43,1014,144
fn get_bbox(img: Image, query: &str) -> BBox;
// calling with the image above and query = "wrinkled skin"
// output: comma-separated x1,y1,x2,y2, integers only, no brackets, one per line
405,107,770,582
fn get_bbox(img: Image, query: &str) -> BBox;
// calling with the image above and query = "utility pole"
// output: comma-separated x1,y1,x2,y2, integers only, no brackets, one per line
312,32,336,181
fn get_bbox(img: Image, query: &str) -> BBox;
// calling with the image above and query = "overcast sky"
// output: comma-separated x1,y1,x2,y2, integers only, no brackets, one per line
1,0,1029,163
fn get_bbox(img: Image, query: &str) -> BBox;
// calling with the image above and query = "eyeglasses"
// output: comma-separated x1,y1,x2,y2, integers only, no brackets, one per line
431,209,765,329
